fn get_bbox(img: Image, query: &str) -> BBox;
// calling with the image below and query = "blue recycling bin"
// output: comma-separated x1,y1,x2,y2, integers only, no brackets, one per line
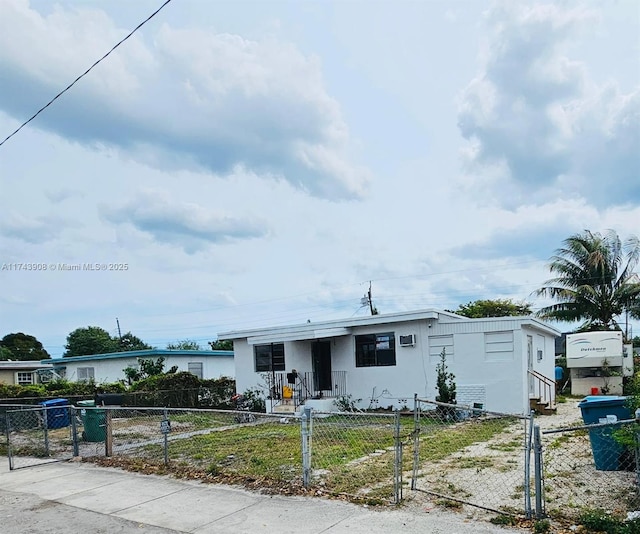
578,396,632,471
40,398,70,429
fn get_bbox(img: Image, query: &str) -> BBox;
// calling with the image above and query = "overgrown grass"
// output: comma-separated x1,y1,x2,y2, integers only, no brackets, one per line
81,413,518,506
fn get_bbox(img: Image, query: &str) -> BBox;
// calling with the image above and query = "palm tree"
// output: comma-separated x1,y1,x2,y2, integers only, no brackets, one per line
534,230,640,332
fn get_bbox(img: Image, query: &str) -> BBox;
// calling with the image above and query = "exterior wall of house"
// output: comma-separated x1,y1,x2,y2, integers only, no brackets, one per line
0,369,16,384
0,365,51,385
233,316,558,416
0,369,19,385
56,352,235,384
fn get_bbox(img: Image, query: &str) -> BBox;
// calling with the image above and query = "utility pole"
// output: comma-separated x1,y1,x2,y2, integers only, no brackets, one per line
116,318,122,339
367,281,379,315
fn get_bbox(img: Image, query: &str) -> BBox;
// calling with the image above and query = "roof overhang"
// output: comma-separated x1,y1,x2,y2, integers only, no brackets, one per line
219,309,442,341
247,327,350,345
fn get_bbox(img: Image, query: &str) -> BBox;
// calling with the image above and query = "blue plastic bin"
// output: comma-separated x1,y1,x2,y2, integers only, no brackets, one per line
40,398,70,429
578,396,632,471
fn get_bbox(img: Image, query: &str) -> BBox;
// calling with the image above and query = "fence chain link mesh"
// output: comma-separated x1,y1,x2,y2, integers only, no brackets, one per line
4,404,406,505
411,398,532,517
5,405,76,469
540,418,640,520
305,410,409,504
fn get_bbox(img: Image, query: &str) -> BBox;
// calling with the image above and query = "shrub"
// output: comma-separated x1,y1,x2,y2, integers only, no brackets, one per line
334,394,362,412
240,387,266,413
579,509,625,533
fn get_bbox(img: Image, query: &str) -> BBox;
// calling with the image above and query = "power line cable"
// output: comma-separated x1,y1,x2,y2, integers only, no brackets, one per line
0,0,174,148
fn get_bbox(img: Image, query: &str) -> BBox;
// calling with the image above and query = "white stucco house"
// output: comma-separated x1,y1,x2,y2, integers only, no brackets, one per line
218,309,560,416
46,349,234,384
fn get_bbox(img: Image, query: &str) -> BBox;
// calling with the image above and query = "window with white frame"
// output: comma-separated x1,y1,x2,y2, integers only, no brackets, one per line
188,362,203,379
16,372,34,385
77,367,95,382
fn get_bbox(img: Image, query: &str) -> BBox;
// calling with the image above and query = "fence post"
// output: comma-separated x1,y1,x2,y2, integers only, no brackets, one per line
163,408,169,466
635,429,640,490
42,406,50,456
301,406,312,488
411,394,420,490
533,425,545,519
5,410,13,470
70,406,79,457
105,408,113,457
524,410,534,519
394,410,402,503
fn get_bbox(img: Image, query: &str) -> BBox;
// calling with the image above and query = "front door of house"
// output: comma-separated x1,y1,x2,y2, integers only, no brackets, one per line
527,335,534,396
312,341,332,394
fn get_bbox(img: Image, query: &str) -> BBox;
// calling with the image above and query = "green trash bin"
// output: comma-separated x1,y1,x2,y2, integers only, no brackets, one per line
77,400,106,442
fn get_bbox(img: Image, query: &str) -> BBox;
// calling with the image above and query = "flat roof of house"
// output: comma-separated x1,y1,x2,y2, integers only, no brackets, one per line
44,349,233,365
0,361,54,370
218,308,560,343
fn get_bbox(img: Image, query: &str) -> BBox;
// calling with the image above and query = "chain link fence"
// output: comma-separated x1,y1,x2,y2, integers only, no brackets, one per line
539,418,640,520
303,410,411,504
4,403,403,503
4,405,76,469
411,397,533,517
7,397,640,520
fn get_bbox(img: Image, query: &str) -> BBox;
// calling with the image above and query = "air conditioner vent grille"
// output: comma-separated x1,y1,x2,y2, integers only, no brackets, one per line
399,334,416,347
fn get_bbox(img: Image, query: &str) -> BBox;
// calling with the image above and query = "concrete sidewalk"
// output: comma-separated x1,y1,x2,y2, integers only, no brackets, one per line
0,460,522,533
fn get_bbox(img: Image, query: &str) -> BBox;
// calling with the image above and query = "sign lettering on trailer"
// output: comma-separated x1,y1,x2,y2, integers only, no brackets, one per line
566,331,623,368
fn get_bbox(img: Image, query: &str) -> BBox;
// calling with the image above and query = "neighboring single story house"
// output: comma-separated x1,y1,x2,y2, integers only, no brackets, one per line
218,309,560,416
46,349,234,384
0,360,55,386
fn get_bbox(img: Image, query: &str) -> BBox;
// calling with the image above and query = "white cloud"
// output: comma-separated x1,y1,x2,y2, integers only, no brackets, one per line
0,0,370,200
45,188,85,203
458,2,640,208
100,189,269,253
0,213,74,244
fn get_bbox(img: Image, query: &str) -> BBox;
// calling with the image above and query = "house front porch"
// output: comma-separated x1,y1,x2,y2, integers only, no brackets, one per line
265,370,347,414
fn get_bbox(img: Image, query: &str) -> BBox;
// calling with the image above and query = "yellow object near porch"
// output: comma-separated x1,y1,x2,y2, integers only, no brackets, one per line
282,386,293,399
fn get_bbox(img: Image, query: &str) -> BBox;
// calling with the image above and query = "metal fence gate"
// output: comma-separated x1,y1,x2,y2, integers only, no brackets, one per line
411,397,534,517
4,405,77,470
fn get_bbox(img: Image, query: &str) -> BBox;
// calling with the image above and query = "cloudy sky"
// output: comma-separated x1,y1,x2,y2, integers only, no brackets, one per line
1,0,638,358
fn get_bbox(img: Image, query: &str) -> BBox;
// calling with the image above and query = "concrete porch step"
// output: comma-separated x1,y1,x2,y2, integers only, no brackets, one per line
529,397,557,415
273,403,297,414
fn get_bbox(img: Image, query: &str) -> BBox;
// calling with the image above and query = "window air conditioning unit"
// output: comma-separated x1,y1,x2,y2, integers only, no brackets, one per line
399,334,416,347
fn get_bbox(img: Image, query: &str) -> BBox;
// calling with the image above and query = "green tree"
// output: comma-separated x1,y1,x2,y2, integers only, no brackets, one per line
0,332,50,360
64,326,152,357
0,346,14,361
209,339,233,351
167,339,201,350
116,332,152,352
123,357,166,385
534,230,640,331
64,326,118,357
435,348,456,404
448,299,532,318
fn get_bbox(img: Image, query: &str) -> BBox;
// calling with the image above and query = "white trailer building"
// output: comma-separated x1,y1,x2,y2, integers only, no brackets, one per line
566,331,633,396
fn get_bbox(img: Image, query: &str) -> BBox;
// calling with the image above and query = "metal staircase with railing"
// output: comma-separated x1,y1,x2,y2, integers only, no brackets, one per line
528,369,557,415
